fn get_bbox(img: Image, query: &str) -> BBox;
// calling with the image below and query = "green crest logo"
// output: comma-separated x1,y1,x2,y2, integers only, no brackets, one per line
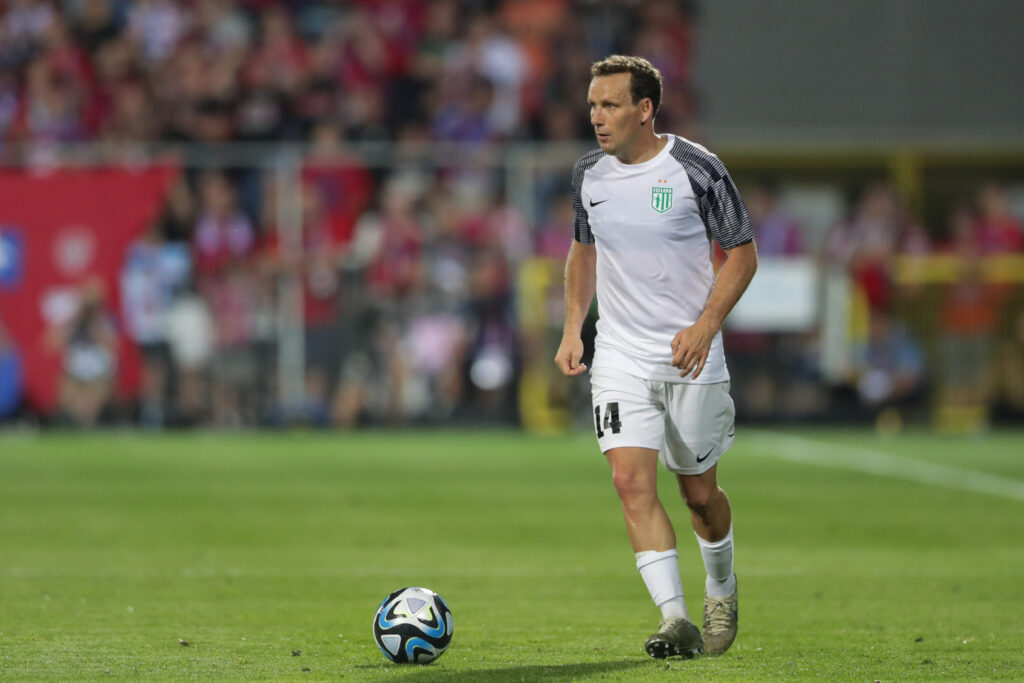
651,186,673,213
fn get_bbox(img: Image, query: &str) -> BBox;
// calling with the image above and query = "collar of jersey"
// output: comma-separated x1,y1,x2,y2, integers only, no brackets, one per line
608,133,675,170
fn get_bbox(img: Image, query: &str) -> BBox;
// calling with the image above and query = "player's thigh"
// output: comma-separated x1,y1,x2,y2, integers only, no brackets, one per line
590,368,665,452
605,446,661,496
660,382,735,475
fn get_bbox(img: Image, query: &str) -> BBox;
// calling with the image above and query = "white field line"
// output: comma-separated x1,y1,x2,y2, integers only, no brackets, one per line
747,430,1024,503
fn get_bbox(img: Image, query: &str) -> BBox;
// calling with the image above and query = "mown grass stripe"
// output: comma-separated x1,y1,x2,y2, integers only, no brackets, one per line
749,430,1024,503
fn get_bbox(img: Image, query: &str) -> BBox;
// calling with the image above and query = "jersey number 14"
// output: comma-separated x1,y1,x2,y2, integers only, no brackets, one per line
595,402,621,437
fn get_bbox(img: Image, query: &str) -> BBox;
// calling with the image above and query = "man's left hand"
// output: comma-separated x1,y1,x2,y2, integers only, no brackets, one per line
670,319,715,379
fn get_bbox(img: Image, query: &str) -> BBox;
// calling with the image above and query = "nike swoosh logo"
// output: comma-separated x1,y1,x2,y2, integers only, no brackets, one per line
727,426,735,438
589,199,609,207
696,447,714,463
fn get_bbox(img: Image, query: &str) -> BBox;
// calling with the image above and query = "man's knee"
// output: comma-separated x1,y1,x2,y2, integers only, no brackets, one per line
610,466,658,505
677,465,722,509
681,481,722,513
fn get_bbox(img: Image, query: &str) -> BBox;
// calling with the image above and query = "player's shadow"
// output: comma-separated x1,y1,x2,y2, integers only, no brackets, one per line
364,658,650,681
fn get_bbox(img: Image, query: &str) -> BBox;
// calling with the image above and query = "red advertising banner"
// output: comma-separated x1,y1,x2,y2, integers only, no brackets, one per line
0,166,179,414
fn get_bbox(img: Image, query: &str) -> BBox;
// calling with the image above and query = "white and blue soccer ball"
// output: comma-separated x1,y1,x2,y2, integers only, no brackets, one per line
372,586,453,664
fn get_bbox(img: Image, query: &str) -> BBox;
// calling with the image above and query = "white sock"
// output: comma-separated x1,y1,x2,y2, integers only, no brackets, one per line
635,549,689,620
695,527,736,598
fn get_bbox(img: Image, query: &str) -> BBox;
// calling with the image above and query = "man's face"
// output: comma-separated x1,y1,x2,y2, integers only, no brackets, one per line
587,73,644,158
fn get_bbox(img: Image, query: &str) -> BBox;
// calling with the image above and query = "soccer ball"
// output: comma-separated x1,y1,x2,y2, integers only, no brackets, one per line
372,586,453,664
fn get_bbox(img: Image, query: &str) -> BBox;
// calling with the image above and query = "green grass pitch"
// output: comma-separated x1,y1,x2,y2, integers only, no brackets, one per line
1,428,1022,680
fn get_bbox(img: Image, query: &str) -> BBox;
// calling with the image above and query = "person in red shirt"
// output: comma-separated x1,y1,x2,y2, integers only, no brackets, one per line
973,182,1024,254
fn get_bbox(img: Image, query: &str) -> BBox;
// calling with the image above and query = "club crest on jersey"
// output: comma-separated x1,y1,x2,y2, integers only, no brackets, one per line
651,186,673,213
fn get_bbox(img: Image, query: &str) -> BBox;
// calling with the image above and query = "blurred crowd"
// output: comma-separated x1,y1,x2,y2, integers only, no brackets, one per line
0,0,697,428
0,0,697,150
1,0,1023,432
726,178,1024,432
29,140,543,429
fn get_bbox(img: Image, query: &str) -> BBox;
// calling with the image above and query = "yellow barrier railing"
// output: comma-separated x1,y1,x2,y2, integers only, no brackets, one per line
894,254,1024,284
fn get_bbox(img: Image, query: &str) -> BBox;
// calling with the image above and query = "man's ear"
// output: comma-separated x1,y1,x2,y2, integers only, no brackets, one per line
639,97,653,126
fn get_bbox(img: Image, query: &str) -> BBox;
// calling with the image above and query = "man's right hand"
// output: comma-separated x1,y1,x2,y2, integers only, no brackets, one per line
554,337,588,376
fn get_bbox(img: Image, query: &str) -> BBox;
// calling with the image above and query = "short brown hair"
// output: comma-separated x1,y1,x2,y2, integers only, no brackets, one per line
591,55,663,117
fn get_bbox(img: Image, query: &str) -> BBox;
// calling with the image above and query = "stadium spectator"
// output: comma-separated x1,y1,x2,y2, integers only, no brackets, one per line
440,13,527,139
353,172,426,301
86,36,138,135
432,73,498,143
934,204,1011,431
126,0,189,66
190,170,260,426
253,123,376,423
312,170,411,424
301,120,374,244
389,300,469,424
262,181,347,424
11,55,85,144
205,258,263,426
235,38,296,141
936,258,1007,428
49,278,119,426
192,170,256,281
420,188,473,307
68,0,122,57
852,308,926,428
2,0,57,62
328,303,384,428
195,0,252,56
155,175,198,242
500,0,569,121
120,222,191,427
0,316,22,420
463,244,519,423
250,5,308,97
745,179,805,257
823,182,929,312
0,69,18,144
973,181,1024,253
99,77,159,143
164,278,216,426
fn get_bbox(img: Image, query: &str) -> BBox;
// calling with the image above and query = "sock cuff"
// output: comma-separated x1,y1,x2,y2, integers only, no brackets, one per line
694,526,733,551
635,548,678,570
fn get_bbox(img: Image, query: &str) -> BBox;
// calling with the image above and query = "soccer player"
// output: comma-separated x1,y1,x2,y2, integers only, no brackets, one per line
554,55,757,658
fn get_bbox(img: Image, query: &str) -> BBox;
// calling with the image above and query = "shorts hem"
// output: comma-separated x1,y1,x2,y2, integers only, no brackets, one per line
597,438,664,454
661,434,734,476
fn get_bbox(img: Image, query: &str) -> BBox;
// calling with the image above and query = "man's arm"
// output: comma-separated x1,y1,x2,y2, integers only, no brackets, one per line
554,240,597,376
671,240,758,379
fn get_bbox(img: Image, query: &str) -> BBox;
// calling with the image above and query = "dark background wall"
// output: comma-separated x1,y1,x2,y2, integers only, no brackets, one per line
694,0,1024,143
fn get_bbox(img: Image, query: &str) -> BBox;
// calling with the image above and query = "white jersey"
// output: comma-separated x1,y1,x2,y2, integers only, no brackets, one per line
571,134,754,384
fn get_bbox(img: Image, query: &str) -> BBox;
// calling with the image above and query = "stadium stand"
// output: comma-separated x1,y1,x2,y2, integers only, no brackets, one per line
1,0,1022,433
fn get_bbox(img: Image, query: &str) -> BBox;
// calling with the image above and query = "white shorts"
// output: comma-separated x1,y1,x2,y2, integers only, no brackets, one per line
590,367,736,475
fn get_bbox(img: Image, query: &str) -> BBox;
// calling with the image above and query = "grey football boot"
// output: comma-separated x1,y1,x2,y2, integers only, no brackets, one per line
644,616,704,659
702,578,738,655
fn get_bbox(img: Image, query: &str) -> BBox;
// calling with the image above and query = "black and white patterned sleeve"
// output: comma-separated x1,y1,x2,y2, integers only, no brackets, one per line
571,149,603,244
670,138,755,250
